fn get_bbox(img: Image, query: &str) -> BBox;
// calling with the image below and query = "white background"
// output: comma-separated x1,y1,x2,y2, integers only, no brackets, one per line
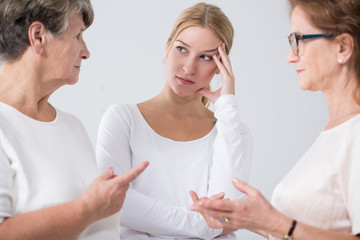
50,0,328,239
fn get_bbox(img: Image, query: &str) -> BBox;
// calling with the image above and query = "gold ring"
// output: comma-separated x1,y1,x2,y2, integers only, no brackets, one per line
220,217,229,223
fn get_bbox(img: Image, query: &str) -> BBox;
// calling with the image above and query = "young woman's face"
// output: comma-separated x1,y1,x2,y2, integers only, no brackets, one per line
165,26,222,97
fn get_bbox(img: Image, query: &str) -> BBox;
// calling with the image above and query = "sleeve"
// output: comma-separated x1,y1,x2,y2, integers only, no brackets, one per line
0,144,13,223
207,94,253,200
342,128,360,235
96,105,221,239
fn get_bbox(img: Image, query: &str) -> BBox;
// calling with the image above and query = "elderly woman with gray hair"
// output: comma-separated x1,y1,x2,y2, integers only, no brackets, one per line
0,0,148,239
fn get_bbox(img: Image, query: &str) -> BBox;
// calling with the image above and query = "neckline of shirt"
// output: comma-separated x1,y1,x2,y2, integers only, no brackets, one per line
321,113,360,135
0,101,59,125
132,104,217,144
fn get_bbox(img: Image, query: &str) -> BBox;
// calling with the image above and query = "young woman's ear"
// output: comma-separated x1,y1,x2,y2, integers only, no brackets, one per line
337,33,354,64
28,21,47,55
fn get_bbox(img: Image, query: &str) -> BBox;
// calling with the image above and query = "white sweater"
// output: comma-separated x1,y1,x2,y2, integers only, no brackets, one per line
96,94,252,239
0,102,120,239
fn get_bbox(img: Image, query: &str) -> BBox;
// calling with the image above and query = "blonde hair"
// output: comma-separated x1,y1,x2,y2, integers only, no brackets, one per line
166,2,234,107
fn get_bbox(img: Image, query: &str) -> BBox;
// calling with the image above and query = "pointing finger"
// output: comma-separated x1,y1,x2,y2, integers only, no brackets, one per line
119,161,149,183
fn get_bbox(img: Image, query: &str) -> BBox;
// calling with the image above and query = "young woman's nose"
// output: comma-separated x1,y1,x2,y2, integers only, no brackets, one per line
183,58,196,74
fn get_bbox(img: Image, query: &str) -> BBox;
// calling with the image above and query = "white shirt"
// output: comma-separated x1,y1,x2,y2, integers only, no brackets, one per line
0,102,120,240
272,114,360,235
96,94,252,239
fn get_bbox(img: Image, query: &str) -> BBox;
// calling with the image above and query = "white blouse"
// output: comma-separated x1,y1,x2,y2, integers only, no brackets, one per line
272,114,360,235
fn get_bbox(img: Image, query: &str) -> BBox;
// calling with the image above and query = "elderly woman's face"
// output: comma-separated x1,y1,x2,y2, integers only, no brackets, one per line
286,6,339,92
44,13,90,85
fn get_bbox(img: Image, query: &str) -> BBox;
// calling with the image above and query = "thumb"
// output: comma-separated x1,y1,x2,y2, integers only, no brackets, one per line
232,178,253,196
102,166,114,180
197,88,220,103
197,88,212,99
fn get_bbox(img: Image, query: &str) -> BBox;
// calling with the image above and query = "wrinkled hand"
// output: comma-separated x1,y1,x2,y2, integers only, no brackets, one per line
81,161,149,222
190,178,283,236
196,43,235,103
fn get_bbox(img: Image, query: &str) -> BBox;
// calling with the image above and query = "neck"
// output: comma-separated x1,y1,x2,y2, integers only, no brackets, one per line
0,58,60,120
154,83,208,117
323,71,360,129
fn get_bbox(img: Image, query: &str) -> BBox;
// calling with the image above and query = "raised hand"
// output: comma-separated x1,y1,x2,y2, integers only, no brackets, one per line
81,161,149,222
197,43,235,103
190,178,286,237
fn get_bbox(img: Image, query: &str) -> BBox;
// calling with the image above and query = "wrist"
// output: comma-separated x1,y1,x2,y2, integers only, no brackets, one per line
269,216,297,240
76,199,97,225
268,211,293,239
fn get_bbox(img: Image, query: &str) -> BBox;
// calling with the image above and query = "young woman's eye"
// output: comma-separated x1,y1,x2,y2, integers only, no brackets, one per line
200,55,213,61
75,33,81,40
176,46,187,53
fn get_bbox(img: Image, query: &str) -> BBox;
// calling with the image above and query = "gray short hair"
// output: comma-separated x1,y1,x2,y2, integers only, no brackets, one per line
0,0,94,62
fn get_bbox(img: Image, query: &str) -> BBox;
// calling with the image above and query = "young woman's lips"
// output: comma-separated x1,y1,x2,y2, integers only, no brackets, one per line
177,76,195,85
296,69,304,74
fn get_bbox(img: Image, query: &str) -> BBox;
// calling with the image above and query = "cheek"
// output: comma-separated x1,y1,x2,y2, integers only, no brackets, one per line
199,63,217,80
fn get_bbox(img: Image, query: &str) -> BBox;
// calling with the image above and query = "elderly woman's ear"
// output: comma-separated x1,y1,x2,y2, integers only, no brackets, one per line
336,33,354,64
28,21,47,55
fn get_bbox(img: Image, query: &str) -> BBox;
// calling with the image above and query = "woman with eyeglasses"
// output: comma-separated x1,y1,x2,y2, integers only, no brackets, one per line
191,0,360,239
96,2,252,239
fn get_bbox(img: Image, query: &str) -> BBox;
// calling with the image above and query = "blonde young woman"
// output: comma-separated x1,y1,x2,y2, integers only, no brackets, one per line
96,2,252,240
191,0,360,240
0,1,147,239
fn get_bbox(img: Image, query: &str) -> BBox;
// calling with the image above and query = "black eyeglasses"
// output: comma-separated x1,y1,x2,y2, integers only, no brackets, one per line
288,33,339,56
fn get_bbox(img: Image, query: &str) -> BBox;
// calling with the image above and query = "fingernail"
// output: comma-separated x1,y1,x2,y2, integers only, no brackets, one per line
232,177,240,183
107,166,113,171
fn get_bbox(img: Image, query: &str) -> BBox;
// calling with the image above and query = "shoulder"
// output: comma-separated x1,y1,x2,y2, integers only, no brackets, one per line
102,104,138,121
55,108,83,125
346,114,360,144
99,104,140,130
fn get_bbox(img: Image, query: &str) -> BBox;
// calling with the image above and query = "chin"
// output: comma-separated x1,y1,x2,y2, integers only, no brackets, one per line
172,86,196,97
67,78,79,85
298,78,313,91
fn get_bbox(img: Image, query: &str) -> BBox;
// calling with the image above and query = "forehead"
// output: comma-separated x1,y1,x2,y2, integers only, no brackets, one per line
67,12,85,31
291,6,321,33
176,26,222,49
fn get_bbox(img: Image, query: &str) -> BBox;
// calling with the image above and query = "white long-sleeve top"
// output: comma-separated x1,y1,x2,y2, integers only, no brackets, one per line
96,94,252,239
0,102,120,239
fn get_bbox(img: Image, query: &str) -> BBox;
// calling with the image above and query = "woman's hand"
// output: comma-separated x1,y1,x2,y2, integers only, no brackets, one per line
189,191,225,229
189,191,236,235
197,43,235,103
190,178,287,237
80,161,149,222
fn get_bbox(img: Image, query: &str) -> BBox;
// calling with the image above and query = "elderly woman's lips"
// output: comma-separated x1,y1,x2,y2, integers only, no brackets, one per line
296,69,304,74
177,76,195,85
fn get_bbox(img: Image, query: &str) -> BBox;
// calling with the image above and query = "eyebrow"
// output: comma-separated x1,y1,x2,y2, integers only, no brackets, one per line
176,40,219,53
